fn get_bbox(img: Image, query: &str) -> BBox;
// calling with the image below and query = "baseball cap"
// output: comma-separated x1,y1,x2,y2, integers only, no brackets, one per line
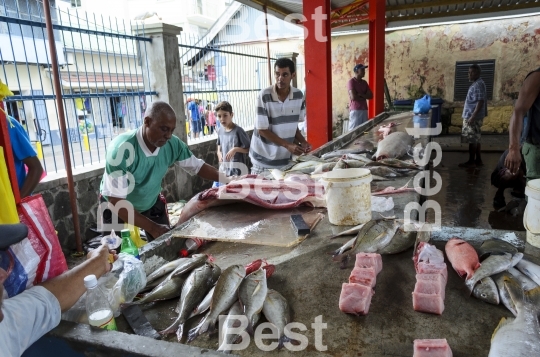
0,224,28,250
354,64,368,71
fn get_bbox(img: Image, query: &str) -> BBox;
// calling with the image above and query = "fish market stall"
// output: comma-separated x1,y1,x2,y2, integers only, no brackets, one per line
41,112,540,357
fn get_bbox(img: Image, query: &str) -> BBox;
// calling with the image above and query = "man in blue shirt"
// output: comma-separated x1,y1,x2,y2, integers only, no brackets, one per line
7,117,43,197
187,99,201,138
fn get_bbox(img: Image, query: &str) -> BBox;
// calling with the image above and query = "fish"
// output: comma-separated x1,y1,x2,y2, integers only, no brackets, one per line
413,226,431,257
365,158,421,169
477,239,519,261
285,161,321,174
321,148,372,160
343,153,373,163
269,169,285,180
332,159,367,170
515,258,540,286
493,272,518,316
147,255,206,284
177,188,234,226
351,139,375,151
169,254,209,278
377,220,420,254
133,274,187,305
472,277,500,305
365,166,403,178
465,253,523,292
187,264,246,342
140,274,169,293
488,278,540,356
507,267,539,292
330,236,358,257
295,154,326,163
312,162,338,174
262,289,291,350
445,238,481,279
186,286,214,319
217,301,261,354
328,223,366,239
160,262,222,341
373,132,414,161
245,259,263,275
238,267,268,335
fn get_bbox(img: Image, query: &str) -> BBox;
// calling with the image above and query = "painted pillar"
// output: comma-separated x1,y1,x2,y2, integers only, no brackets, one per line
304,0,333,148
133,23,186,142
368,0,385,119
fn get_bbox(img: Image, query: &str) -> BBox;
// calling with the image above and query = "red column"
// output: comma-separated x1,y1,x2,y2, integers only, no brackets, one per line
368,0,385,119
304,0,332,148
0,102,21,204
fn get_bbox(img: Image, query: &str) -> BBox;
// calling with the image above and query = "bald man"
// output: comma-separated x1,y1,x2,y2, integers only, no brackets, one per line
99,101,222,241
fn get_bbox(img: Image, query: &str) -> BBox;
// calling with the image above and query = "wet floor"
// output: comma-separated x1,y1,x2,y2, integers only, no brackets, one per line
428,151,525,231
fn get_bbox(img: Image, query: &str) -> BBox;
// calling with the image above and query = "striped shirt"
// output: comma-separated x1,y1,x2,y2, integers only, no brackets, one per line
462,78,488,120
249,85,305,168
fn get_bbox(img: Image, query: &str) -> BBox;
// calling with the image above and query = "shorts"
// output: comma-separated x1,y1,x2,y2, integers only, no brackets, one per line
461,117,483,144
349,110,368,131
250,164,267,175
522,142,540,181
191,120,202,133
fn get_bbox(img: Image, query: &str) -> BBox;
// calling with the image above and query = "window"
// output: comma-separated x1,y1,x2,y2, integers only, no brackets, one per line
453,60,495,101
71,0,81,7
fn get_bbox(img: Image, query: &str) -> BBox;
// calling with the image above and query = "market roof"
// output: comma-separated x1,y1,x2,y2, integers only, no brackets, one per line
234,0,540,32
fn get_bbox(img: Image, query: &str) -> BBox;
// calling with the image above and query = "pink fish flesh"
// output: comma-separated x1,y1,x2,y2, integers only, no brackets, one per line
339,283,374,315
355,253,383,275
349,267,377,287
413,339,453,357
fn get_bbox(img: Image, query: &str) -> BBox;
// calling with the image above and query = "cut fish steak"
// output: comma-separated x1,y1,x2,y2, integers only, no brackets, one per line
339,283,374,315
413,339,453,357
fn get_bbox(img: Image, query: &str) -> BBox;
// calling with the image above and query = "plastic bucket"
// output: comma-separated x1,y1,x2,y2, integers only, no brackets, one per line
322,168,372,226
524,179,540,247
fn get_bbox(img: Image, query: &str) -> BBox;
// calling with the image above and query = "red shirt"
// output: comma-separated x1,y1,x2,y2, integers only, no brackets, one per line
347,77,370,111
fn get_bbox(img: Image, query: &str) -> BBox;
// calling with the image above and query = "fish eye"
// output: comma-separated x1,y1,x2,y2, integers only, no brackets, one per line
481,293,487,298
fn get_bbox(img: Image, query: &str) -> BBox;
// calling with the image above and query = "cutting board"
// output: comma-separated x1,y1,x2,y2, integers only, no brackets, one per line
171,203,325,247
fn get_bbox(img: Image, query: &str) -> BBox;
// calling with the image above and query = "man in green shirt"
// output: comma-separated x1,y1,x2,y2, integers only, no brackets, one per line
99,101,222,241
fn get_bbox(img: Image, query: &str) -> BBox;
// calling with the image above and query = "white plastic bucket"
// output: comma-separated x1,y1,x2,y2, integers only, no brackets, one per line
524,179,540,248
322,168,372,226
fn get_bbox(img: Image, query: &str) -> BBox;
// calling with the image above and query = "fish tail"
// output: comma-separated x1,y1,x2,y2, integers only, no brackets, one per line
278,335,291,350
160,317,181,336
207,317,219,334
246,321,255,336
339,255,350,270
176,324,185,342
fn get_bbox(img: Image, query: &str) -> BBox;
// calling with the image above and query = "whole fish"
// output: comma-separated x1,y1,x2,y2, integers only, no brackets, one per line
160,262,221,341
465,253,523,292
238,268,268,335
187,265,246,342
146,257,191,284
217,301,261,354
295,154,326,163
477,239,519,261
493,272,518,316
285,161,321,173
366,166,403,178
488,278,540,356
321,148,372,160
472,277,499,305
182,286,214,319
328,223,366,239
373,132,414,161
377,220,420,254
507,267,539,291
133,274,187,305
170,254,209,278
330,236,357,257
140,274,168,293
262,289,291,349
343,153,373,163
332,159,367,170
312,162,338,174
351,139,375,151
515,259,540,285
445,238,481,279
365,158,421,170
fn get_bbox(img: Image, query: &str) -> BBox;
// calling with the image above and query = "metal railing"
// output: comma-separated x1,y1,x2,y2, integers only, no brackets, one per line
179,31,277,143
0,0,155,174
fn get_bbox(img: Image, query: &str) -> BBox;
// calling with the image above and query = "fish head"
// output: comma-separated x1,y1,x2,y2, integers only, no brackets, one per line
472,278,500,305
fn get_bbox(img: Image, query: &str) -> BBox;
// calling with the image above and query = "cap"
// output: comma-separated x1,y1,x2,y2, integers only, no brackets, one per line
0,224,28,250
84,274,98,289
354,64,368,71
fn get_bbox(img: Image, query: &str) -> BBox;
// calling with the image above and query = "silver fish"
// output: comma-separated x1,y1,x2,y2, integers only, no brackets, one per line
312,162,338,174
328,223,366,239
488,278,540,356
321,149,372,160
238,267,268,335
330,236,358,257
217,301,261,354
332,159,366,170
160,262,221,341
146,257,192,284
182,285,214,319
465,253,523,292
133,274,187,305
507,267,539,292
365,158,421,169
140,274,168,293
170,253,208,278
515,258,540,286
366,166,403,178
262,289,291,350
377,220,420,255
477,239,519,261
343,153,373,163
493,272,518,316
187,264,246,342
373,132,414,161
295,154,326,163
472,277,500,305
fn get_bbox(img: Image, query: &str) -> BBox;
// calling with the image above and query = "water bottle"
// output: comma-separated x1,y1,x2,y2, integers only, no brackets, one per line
84,275,117,331
120,229,140,259
180,238,207,257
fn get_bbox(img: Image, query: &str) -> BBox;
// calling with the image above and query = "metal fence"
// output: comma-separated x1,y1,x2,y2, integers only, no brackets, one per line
0,0,155,174
179,31,278,142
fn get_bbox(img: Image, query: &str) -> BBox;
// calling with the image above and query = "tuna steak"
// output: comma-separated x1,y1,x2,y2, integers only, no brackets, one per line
373,132,414,161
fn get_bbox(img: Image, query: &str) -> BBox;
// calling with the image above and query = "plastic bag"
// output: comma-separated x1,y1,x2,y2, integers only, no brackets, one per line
109,253,146,315
413,95,431,114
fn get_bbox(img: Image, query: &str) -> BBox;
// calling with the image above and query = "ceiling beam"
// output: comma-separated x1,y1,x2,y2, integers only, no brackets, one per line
387,0,483,13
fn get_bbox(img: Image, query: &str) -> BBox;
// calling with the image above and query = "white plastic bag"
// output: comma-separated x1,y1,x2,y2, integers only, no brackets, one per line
109,253,147,315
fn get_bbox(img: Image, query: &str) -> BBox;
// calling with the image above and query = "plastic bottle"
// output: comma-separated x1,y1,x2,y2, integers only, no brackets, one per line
84,274,117,331
180,238,207,257
120,228,140,259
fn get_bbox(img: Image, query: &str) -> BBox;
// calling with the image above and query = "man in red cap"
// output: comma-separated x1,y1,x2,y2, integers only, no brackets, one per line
347,64,373,131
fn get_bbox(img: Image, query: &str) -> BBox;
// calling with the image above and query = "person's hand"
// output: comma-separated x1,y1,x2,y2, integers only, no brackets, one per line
467,116,476,125
225,148,237,161
286,143,305,155
150,224,171,239
87,243,118,276
505,148,522,175
300,141,312,153
217,153,223,162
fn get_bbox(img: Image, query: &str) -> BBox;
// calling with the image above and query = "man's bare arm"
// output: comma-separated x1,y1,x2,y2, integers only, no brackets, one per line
197,163,221,182
20,156,43,198
259,129,303,155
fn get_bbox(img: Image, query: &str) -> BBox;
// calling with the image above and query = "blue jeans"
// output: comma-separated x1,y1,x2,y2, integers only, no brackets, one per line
191,120,202,133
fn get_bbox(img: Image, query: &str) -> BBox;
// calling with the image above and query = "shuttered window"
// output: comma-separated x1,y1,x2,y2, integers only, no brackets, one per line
453,60,495,101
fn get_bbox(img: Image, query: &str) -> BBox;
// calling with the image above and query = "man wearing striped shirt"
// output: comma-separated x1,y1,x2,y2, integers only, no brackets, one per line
249,58,311,174
459,64,488,168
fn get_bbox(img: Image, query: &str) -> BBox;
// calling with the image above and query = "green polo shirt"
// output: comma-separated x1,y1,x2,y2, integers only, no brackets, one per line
100,128,203,212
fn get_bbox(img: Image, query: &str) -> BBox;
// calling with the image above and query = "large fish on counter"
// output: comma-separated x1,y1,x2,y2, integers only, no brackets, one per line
373,132,414,161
